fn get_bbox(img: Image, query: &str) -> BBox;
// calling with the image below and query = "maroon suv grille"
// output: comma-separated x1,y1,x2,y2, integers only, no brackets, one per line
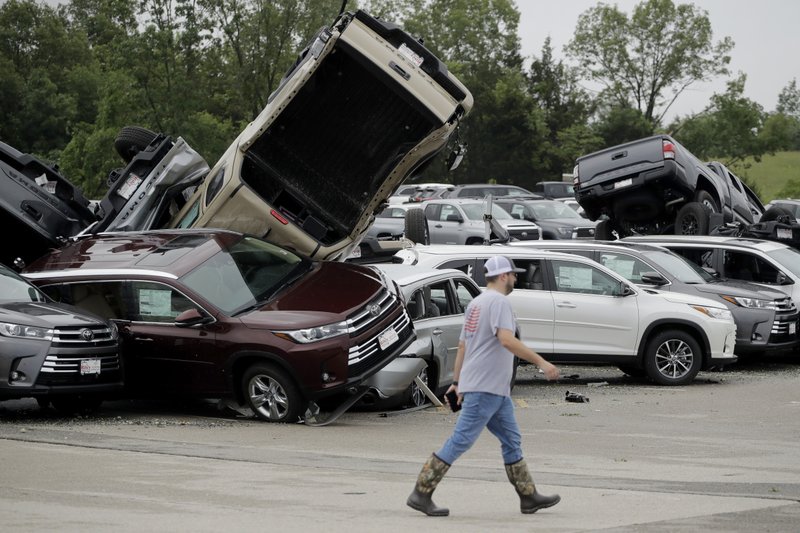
347,309,413,377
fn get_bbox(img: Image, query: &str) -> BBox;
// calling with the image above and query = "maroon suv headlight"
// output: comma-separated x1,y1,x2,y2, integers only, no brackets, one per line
273,321,349,343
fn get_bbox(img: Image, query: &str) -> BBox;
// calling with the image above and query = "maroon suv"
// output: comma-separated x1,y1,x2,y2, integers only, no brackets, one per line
23,229,414,422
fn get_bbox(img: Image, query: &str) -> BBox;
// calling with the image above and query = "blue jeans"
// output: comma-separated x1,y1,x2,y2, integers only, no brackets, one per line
436,392,522,465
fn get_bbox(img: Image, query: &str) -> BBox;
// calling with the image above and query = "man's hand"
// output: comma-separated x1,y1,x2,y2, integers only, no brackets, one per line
539,361,560,381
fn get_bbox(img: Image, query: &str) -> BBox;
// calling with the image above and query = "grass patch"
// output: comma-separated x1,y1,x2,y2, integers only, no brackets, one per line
729,151,800,202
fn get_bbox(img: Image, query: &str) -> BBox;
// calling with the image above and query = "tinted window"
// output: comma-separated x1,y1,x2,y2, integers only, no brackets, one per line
512,259,544,291
43,281,125,320
204,167,226,207
440,259,480,284
723,250,782,284
670,247,715,270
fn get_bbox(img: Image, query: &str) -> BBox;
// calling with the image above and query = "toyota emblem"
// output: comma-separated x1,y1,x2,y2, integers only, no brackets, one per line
368,304,381,317
80,328,94,341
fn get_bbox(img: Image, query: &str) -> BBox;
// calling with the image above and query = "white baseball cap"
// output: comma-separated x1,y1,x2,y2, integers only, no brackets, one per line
484,255,525,277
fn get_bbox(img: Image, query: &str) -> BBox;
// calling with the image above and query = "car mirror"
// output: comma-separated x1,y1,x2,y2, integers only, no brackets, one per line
613,281,635,297
445,214,463,223
175,308,212,327
640,271,668,286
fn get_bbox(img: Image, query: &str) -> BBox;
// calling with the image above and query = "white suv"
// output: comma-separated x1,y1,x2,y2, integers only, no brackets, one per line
395,245,738,385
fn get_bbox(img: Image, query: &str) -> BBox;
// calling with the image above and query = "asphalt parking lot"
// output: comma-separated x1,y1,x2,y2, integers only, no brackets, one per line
2,358,799,532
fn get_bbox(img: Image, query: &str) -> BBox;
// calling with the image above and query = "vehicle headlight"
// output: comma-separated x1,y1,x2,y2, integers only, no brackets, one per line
690,305,733,321
108,321,119,340
0,322,53,341
274,321,349,343
720,295,776,310
557,227,573,237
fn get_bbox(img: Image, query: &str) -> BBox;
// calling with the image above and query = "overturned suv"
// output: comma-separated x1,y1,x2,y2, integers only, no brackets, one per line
0,263,121,411
1,9,472,268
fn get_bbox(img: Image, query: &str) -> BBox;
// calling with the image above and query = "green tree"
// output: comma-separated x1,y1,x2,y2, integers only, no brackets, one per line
565,0,733,128
592,103,654,148
0,0,98,153
527,37,598,179
673,74,774,166
774,79,800,150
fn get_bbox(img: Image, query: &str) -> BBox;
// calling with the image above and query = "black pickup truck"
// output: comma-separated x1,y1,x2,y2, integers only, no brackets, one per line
573,134,800,247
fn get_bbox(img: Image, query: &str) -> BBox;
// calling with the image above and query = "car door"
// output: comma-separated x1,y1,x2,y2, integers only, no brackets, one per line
504,258,555,354
119,280,223,395
547,258,639,356
427,202,466,244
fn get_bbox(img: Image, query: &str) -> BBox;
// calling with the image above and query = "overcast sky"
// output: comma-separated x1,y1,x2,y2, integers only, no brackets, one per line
516,0,800,123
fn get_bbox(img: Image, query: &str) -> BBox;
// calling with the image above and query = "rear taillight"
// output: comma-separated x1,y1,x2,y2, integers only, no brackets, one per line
270,209,289,225
663,140,675,160
572,165,579,185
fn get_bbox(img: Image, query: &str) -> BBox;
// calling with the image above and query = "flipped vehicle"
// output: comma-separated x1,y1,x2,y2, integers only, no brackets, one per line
23,229,414,423
2,8,472,268
0,263,121,412
573,135,800,248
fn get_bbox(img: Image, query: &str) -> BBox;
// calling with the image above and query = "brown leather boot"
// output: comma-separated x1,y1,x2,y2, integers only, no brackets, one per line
407,453,451,516
505,459,560,514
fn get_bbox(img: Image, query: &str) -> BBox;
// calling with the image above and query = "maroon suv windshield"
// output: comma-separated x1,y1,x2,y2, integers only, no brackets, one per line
181,237,310,314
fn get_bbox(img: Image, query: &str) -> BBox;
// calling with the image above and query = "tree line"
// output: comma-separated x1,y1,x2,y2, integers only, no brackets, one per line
1,0,798,200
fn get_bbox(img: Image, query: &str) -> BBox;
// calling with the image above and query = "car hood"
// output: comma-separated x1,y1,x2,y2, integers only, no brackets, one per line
644,288,727,309
0,301,105,328
693,281,784,301
241,262,388,329
498,220,539,230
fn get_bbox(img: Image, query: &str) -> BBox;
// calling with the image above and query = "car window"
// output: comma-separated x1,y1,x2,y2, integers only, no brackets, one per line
511,259,545,291
204,167,226,207
550,259,619,295
130,281,197,322
505,187,530,197
453,278,480,312
174,199,201,229
766,246,800,279
438,203,461,222
460,203,512,221
0,267,47,302
723,250,782,284
598,252,652,284
669,247,715,270
530,202,582,220
428,281,452,316
440,259,481,285
41,281,125,320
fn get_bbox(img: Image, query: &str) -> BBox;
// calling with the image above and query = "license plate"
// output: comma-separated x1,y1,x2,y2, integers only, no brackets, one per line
790,322,797,335
378,327,399,350
117,174,142,200
80,359,101,375
614,178,633,189
777,227,792,240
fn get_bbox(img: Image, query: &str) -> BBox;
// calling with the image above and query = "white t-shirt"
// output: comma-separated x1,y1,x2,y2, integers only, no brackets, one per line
458,289,516,397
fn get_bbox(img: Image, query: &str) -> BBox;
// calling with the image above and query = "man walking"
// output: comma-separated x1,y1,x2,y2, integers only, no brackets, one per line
407,255,561,517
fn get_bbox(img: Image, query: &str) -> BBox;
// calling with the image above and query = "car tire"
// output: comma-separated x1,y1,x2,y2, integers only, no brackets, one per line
643,330,702,385
404,208,429,245
695,190,719,213
403,363,435,408
595,219,619,240
242,364,303,423
675,202,711,235
761,206,794,224
114,126,158,163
